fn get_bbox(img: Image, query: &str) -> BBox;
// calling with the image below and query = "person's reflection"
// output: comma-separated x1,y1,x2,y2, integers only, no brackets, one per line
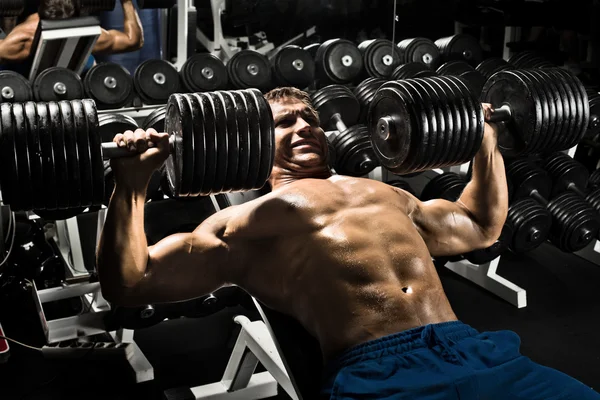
0,0,143,75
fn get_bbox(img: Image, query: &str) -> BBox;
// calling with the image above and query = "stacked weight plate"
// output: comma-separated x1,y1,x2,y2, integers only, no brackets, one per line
330,125,378,176
84,62,133,109
508,51,554,69
358,39,401,79
163,89,274,197
391,63,437,80
134,59,181,105
142,106,167,132
369,75,484,174
434,34,483,66
506,198,552,254
436,60,486,95
353,77,386,124
227,50,272,91
396,37,441,70
475,57,514,80
0,100,104,219
315,39,363,86
0,71,33,103
420,172,466,201
180,53,229,92
271,45,315,89
33,67,85,102
481,68,589,157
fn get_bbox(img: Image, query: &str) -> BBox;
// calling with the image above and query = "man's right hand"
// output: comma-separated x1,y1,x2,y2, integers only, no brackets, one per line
110,128,169,189
481,103,499,151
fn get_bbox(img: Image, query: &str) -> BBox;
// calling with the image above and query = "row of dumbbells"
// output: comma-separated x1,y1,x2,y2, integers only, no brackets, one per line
420,153,600,268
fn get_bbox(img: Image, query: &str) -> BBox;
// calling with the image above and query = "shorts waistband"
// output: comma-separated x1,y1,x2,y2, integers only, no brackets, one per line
324,321,478,377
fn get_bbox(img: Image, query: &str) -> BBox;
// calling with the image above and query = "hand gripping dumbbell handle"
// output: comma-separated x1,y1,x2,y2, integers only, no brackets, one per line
101,137,177,160
487,105,512,123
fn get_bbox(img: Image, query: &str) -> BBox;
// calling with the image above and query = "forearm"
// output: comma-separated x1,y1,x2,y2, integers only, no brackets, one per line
97,184,149,299
458,137,509,239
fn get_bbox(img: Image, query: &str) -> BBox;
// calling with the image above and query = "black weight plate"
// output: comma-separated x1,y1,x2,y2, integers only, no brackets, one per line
354,77,386,124
240,90,263,189
0,104,19,209
457,76,484,162
32,67,84,102
508,199,551,253
429,77,462,167
227,50,272,91
403,79,439,171
229,91,251,191
310,85,360,131
220,91,243,191
47,102,69,210
443,76,474,166
531,69,565,153
437,34,483,65
361,39,401,78
84,62,133,109
59,101,82,208
303,43,320,60
249,89,275,189
35,103,57,211
530,70,558,153
554,69,583,150
71,100,93,208
192,93,217,195
185,95,205,197
403,38,441,69
587,94,600,138
391,62,430,80
518,70,548,154
12,103,34,211
481,71,537,156
419,78,452,168
272,46,315,88
181,53,229,92
142,107,167,132
206,93,229,193
134,59,180,104
368,83,414,174
165,94,195,197
560,69,590,148
214,92,239,192
317,39,364,84
436,61,473,76
82,99,104,207
0,70,32,103
547,69,576,152
23,102,45,211
97,114,138,149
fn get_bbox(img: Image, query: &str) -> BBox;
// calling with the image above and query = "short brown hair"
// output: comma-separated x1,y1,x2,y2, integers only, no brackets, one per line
264,87,320,126
39,0,76,20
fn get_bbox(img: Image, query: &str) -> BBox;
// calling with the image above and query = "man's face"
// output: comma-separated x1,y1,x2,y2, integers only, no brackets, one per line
269,98,329,172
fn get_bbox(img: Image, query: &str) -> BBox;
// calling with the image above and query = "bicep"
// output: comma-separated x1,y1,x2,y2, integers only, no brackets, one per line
410,198,490,257
93,29,135,54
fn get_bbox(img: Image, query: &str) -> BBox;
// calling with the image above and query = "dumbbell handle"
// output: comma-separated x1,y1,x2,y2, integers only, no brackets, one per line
487,105,512,123
101,137,176,160
330,113,348,133
566,182,587,198
529,189,548,207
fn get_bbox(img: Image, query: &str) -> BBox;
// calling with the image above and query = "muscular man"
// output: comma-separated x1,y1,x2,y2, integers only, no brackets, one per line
0,0,143,65
97,87,600,399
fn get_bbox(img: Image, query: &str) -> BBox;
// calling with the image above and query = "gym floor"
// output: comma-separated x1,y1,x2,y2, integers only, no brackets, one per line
1,240,599,399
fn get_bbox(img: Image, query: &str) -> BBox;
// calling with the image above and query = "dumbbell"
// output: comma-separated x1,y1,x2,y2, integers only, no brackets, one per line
475,58,514,81
434,34,483,66
227,50,272,92
270,45,315,89
436,60,486,95
0,0,24,17
508,51,555,69
506,158,600,252
357,39,401,79
391,63,437,80
310,85,378,176
180,54,229,93
420,172,513,264
133,59,181,105
83,62,133,110
368,68,590,175
0,89,275,218
353,77,387,124
33,67,85,102
0,70,32,103
314,39,364,88
396,37,441,70
386,179,416,197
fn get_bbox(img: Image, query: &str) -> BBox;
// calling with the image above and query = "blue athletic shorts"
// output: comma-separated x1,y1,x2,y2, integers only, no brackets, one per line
321,321,600,399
